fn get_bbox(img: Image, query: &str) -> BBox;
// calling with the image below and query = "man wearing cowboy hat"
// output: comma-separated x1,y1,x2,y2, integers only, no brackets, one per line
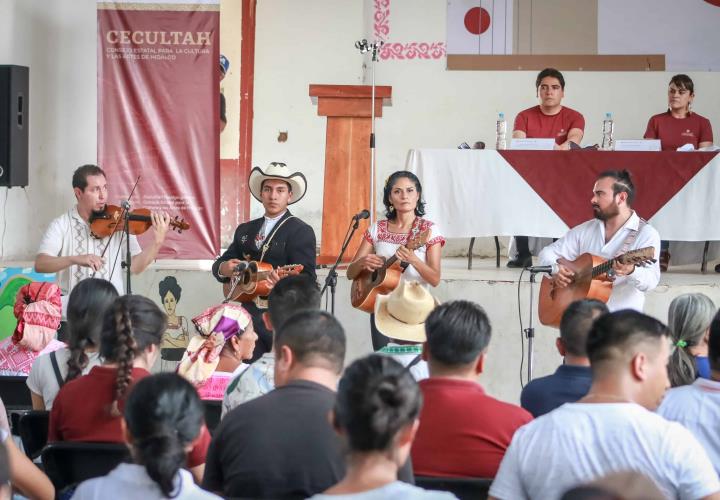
212,162,317,361
374,280,438,380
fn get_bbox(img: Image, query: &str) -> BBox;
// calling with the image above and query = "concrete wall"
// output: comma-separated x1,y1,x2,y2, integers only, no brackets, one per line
2,0,720,402
0,0,98,260
3,0,719,261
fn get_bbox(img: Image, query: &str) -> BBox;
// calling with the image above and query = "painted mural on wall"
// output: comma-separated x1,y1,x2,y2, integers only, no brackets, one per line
159,276,191,351
0,268,56,341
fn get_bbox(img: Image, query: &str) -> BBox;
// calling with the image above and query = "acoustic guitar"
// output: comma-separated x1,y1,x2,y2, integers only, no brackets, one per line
223,261,303,303
351,230,430,313
538,247,656,327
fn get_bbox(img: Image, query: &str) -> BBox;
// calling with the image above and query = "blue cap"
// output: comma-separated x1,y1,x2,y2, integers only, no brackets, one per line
219,54,230,75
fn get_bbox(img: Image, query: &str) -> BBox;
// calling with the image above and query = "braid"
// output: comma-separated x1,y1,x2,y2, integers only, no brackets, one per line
65,338,90,382
110,302,137,417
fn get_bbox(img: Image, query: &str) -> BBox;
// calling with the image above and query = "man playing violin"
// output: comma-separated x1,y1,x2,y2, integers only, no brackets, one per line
35,164,170,315
212,162,317,361
537,170,660,312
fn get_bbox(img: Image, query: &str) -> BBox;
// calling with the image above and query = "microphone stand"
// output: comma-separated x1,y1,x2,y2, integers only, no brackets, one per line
524,269,543,382
321,215,362,315
355,39,383,226
369,41,378,226
121,202,133,295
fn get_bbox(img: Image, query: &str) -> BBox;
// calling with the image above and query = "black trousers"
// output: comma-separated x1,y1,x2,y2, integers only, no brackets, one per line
370,313,390,351
515,236,531,258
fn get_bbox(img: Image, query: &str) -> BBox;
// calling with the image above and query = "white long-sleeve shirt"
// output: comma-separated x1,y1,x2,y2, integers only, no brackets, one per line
538,211,660,312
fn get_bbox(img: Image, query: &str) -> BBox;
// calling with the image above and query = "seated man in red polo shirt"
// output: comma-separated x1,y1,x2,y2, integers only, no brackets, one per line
48,295,211,482
508,68,585,268
411,300,532,478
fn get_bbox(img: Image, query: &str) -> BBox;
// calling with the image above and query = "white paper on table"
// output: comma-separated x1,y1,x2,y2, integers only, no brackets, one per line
676,143,696,152
509,138,556,150
613,139,661,152
698,145,720,152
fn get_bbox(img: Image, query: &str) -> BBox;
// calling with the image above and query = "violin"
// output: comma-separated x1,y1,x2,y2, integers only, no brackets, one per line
89,204,190,239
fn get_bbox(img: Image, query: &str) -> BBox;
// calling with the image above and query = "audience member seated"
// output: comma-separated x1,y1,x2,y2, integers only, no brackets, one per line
48,295,210,482
0,422,54,499
0,398,9,434
0,282,64,376
374,281,437,381
72,373,220,499
27,278,117,410
489,310,720,500
203,310,346,499
659,310,720,475
0,441,7,500
521,299,607,417
412,300,532,478
666,293,716,386
310,355,456,500
222,274,321,416
177,302,257,400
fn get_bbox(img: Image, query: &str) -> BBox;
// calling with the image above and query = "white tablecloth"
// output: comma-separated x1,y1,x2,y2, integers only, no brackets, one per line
406,149,720,265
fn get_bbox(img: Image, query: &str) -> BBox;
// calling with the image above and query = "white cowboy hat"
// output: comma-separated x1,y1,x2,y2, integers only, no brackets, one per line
374,280,439,343
248,162,307,204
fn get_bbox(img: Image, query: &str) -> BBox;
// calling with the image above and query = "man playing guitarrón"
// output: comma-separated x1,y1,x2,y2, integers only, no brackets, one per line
212,162,317,361
538,170,660,312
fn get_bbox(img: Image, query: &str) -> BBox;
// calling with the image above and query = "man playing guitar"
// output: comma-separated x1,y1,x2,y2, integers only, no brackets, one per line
212,162,317,361
538,170,660,312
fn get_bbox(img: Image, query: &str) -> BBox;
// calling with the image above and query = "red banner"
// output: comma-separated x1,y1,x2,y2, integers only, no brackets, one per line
97,1,220,259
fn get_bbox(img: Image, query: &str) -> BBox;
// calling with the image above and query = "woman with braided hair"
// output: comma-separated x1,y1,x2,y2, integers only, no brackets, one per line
72,373,220,499
48,295,211,482
311,355,456,499
28,278,118,410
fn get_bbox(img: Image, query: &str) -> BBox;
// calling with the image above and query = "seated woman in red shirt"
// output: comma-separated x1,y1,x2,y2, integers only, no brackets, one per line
644,74,714,151
48,295,211,482
644,74,714,271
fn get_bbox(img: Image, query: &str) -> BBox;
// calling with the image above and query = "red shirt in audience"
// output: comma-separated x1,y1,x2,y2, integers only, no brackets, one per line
49,365,210,468
411,378,532,478
644,111,713,150
513,105,585,145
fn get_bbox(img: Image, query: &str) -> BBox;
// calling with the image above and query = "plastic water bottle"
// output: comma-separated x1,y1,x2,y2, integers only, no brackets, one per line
601,112,614,150
496,112,507,150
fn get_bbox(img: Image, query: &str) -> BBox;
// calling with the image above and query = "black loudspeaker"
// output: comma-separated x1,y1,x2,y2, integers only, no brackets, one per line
0,65,29,187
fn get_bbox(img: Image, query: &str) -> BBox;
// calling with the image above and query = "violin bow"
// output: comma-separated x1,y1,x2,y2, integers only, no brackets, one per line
92,175,141,279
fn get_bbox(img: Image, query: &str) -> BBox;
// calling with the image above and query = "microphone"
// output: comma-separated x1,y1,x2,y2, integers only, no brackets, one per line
525,265,553,274
120,200,131,210
234,261,249,273
353,209,370,220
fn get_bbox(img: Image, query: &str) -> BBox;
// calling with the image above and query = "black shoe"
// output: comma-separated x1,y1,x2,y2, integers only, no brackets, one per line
716,263,720,273
507,255,532,268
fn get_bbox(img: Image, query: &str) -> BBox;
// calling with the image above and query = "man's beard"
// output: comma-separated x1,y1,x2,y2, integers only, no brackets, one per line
593,203,619,221
90,204,108,218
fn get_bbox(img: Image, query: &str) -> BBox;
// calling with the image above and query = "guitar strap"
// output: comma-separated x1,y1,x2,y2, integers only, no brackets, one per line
400,217,424,271
617,216,647,257
259,215,296,263
223,215,296,305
